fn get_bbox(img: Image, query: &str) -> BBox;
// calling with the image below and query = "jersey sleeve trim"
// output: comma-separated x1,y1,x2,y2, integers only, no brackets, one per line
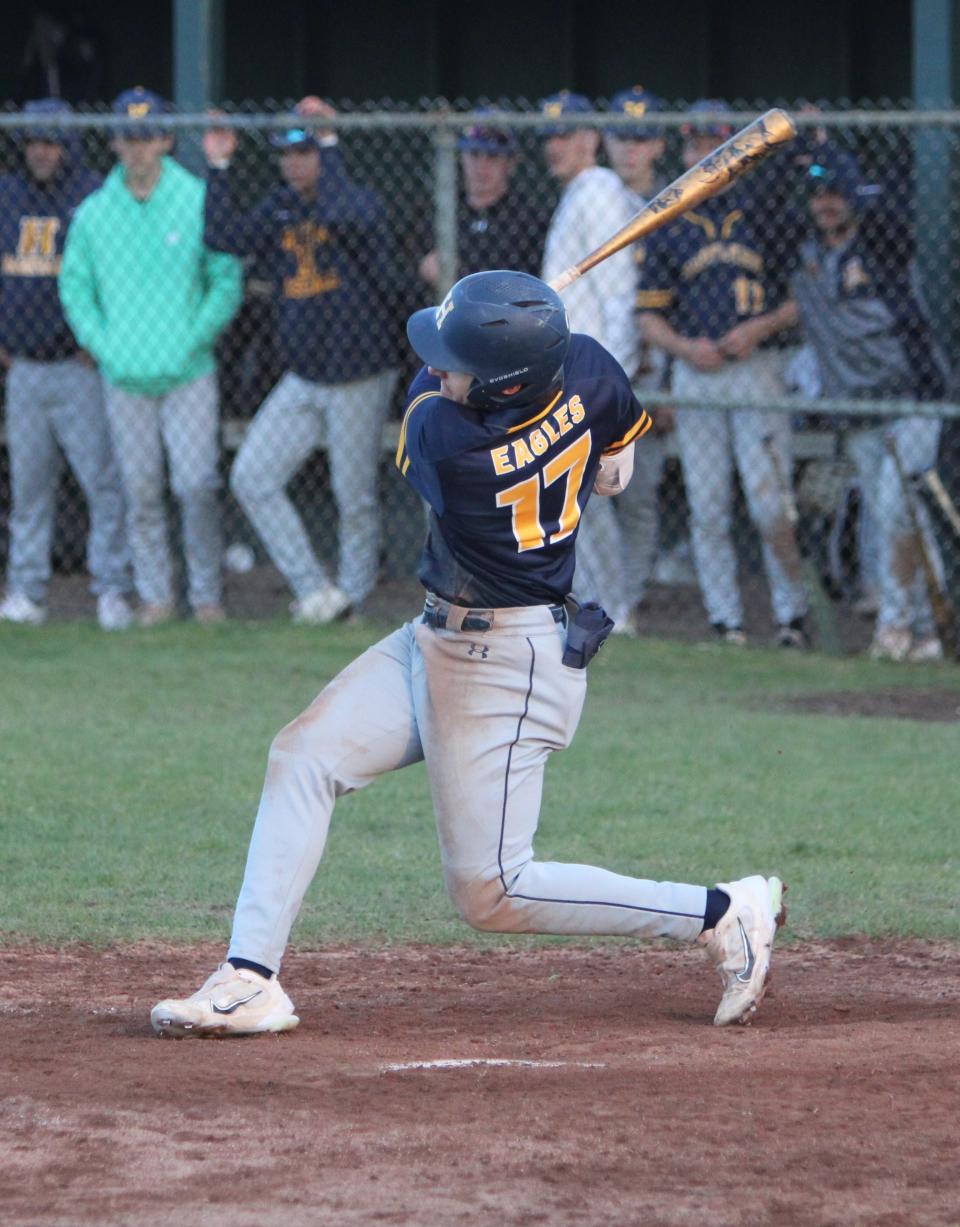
395,389,440,473
603,409,652,455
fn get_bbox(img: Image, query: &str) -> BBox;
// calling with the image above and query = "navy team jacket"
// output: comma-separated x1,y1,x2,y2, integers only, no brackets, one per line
0,161,100,360
204,149,397,384
395,333,651,608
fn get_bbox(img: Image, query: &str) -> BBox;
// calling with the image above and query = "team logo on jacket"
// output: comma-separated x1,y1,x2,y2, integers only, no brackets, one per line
842,256,870,293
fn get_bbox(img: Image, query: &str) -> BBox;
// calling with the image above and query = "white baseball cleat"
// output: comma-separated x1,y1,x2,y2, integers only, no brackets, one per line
0,591,47,625
290,584,352,625
700,875,786,1026
151,964,299,1038
97,592,134,631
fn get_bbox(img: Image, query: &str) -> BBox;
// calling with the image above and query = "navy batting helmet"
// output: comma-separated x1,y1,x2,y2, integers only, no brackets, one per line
406,271,570,411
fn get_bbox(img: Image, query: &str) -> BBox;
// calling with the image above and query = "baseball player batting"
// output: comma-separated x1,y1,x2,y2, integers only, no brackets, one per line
152,271,785,1037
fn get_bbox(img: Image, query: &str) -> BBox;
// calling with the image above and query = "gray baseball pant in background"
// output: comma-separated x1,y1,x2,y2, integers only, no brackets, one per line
673,351,807,629
847,417,942,636
104,371,222,609
229,368,398,605
4,357,129,604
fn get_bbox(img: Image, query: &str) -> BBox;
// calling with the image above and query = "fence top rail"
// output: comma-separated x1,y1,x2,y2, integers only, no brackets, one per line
640,391,960,419
2,109,960,132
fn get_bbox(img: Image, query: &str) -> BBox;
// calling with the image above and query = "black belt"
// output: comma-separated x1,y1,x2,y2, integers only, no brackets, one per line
422,603,566,632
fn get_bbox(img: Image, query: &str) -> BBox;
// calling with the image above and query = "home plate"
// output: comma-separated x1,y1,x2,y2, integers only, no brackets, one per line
382,1058,606,1072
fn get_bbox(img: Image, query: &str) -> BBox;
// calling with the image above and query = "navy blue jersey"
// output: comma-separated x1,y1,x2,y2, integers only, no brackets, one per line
0,161,100,359
204,151,397,383
395,333,650,607
637,190,782,341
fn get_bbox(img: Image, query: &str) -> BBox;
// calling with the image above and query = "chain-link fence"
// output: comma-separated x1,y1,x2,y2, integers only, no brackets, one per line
1,99,959,655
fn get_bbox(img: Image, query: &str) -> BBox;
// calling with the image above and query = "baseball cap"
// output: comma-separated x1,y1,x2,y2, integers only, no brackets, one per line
458,109,518,155
682,99,733,139
269,127,322,151
607,86,665,140
805,150,864,203
537,90,595,137
21,98,72,143
112,87,171,137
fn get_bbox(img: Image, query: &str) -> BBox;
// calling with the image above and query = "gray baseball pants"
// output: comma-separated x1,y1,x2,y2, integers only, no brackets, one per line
228,601,706,973
673,351,807,629
230,368,398,605
846,417,942,636
103,372,222,609
4,357,128,603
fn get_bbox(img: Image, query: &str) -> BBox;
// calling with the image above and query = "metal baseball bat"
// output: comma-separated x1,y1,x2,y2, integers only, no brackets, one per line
762,435,843,656
885,437,958,660
548,108,796,293
921,468,960,541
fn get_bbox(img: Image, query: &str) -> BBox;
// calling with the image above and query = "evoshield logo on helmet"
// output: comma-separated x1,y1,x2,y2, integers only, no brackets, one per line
436,292,455,330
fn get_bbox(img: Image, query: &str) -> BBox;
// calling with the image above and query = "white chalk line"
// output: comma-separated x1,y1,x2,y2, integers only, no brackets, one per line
382,1058,606,1072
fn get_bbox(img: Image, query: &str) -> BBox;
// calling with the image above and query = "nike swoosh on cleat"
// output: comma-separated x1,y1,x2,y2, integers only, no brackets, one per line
733,918,756,983
211,990,263,1015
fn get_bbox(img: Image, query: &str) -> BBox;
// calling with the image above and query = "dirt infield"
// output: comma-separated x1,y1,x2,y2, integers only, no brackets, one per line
2,940,957,1227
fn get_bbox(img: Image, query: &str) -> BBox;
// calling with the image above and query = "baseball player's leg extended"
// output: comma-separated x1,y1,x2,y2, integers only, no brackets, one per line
151,621,425,1037
415,615,783,1023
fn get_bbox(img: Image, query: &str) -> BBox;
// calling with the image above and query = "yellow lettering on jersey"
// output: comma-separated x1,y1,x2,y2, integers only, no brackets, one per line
511,437,536,469
282,222,340,299
529,428,548,456
2,216,62,277
497,474,543,551
567,394,584,423
554,403,571,434
681,241,762,282
541,418,560,445
491,445,514,475
543,431,591,542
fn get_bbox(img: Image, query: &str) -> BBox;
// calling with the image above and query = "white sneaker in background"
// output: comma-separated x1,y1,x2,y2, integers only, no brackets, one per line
700,874,786,1026
97,592,134,631
906,634,944,664
151,963,299,1038
290,584,352,625
0,592,47,625
869,626,912,662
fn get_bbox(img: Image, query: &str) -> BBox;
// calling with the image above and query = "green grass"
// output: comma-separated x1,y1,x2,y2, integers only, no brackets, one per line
1,617,957,947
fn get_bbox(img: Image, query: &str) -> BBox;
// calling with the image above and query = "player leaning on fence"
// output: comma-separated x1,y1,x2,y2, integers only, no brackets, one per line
59,88,243,627
637,100,808,648
788,149,950,663
203,96,399,624
0,99,132,631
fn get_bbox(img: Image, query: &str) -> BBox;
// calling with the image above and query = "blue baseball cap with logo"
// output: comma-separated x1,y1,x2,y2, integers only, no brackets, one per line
608,86,665,140
537,90,595,137
21,98,73,143
682,99,733,139
458,109,518,155
269,126,322,152
112,87,171,137
805,150,864,204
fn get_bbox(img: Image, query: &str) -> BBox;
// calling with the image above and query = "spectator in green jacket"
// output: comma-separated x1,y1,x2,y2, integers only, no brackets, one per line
59,87,243,626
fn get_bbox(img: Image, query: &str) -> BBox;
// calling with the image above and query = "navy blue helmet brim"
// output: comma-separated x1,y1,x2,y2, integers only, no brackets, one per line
406,306,466,372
